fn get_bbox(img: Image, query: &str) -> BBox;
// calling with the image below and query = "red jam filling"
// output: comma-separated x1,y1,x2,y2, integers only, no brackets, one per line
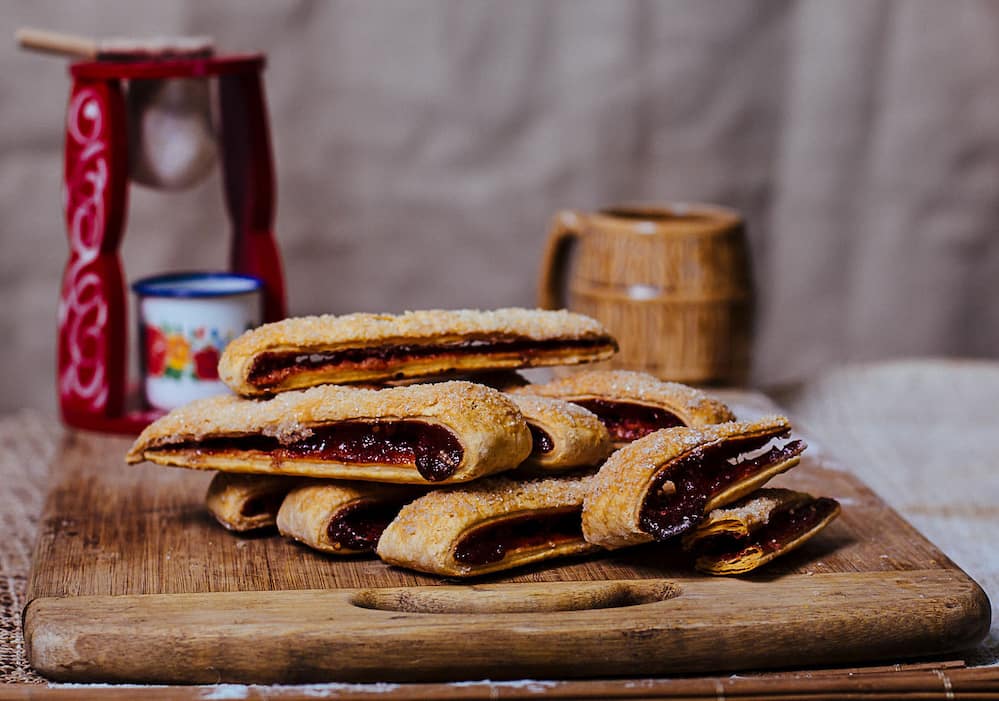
696,497,839,558
639,433,806,541
528,424,555,454
572,399,684,442
453,508,583,566
239,491,287,518
248,337,613,386
178,421,464,481
327,499,407,551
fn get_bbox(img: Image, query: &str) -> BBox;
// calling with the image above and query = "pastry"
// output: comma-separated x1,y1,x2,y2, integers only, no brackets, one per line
506,394,612,471
126,381,533,484
376,473,599,577
277,481,416,554
682,488,841,575
582,417,805,549
218,308,617,396
514,370,735,445
204,472,299,532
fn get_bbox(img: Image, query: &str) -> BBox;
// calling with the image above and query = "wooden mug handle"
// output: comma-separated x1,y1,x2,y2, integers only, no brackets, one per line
537,210,584,310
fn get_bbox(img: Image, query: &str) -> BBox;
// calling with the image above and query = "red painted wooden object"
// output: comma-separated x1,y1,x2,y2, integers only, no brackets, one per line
58,55,286,434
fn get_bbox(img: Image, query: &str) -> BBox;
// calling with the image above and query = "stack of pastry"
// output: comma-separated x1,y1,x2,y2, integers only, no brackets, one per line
127,307,839,578
511,371,840,575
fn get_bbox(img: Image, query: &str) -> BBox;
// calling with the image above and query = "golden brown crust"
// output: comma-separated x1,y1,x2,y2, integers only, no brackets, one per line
276,481,416,554
506,394,612,471
204,472,300,532
126,381,533,485
688,491,841,575
376,473,599,577
581,417,797,550
514,370,735,440
220,308,617,396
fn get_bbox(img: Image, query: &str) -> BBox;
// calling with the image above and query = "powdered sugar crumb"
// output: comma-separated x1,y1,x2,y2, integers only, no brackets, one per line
200,685,249,700
48,684,172,689
197,683,406,698
450,679,560,692
50,682,409,697
292,682,402,696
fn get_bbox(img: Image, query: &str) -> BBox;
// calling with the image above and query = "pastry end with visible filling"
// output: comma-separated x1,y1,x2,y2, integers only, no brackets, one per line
205,472,297,532
277,482,415,555
582,417,804,549
507,394,612,471
377,473,598,577
686,490,841,575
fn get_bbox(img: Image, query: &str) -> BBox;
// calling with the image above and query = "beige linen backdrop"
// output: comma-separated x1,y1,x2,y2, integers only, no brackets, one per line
2,0,999,415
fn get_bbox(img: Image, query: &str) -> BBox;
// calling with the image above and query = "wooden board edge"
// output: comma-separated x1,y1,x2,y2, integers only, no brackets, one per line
24,570,991,685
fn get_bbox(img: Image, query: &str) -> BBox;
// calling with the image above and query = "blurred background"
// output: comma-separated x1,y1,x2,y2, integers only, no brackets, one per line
3,0,999,416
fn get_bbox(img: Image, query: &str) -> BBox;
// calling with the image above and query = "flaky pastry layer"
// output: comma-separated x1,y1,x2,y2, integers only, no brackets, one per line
682,487,811,546
685,489,841,575
126,381,532,484
376,473,598,577
219,308,617,396
205,472,300,532
506,394,611,471
581,417,798,549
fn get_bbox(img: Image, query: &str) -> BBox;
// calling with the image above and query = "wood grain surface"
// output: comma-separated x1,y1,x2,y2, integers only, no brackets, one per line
22,391,992,685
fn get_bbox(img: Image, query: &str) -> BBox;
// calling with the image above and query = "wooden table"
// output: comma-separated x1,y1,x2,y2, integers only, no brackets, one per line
1,359,997,698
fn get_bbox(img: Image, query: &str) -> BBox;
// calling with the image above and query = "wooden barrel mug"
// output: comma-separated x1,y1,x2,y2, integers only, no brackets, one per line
538,203,754,385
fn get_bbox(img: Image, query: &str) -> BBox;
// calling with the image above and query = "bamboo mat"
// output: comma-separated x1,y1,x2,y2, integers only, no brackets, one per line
1,359,996,695
0,410,55,684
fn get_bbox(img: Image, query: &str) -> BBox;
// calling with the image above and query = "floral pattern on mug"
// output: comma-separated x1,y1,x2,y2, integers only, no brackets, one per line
144,323,245,381
165,334,190,377
145,326,168,376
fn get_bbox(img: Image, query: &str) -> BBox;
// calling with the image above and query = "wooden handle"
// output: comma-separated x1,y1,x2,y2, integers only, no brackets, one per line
537,210,584,310
351,580,679,614
16,27,98,59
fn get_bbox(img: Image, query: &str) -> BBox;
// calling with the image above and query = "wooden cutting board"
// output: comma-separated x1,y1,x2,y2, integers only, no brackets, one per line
24,392,991,685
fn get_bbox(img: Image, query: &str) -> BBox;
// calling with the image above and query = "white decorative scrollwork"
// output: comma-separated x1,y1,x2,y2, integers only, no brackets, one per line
58,87,110,410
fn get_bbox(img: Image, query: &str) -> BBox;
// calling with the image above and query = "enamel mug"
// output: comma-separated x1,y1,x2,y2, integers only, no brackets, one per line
132,272,263,411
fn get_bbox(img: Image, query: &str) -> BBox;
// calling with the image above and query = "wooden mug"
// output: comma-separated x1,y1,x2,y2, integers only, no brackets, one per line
538,203,754,385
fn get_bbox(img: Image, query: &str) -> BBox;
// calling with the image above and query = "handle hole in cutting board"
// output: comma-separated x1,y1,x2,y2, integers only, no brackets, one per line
349,580,681,614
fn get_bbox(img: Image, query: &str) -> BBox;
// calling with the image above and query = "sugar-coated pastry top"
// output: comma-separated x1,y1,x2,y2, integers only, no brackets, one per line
219,308,618,394
127,380,530,463
514,369,735,426
227,308,613,352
